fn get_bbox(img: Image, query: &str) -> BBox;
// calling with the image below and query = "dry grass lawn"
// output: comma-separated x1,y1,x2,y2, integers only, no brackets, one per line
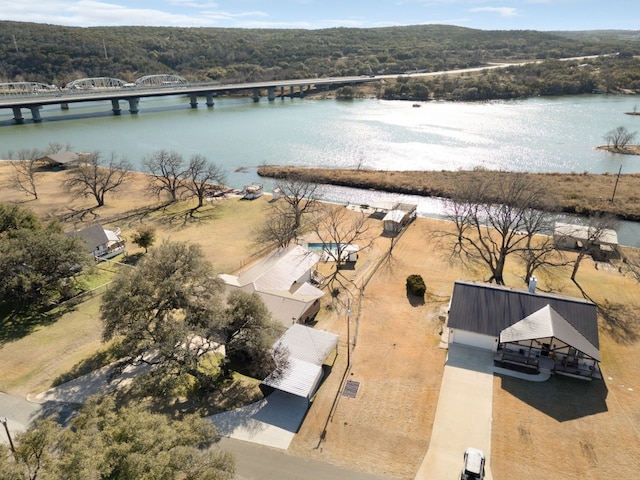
1,162,639,479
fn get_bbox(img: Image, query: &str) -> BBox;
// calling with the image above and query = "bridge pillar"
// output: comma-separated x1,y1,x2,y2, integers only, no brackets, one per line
60,102,69,110
189,94,198,108
206,92,215,107
111,99,121,115
29,106,42,123
12,107,24,124
128,98,139,114
252,88,260,102
280,87,285,99
299,85,306,98
267,87,276,101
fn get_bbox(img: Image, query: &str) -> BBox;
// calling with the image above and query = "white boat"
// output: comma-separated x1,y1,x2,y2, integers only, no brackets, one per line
242,183,263,200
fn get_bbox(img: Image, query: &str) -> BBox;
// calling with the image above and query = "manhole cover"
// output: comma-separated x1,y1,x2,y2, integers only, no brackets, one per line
343,380,360,398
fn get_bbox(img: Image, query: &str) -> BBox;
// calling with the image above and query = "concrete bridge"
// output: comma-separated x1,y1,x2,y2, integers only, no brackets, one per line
0,74,379,124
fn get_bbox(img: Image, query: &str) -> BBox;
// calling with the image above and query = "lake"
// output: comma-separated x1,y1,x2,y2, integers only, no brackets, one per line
1,93,639,245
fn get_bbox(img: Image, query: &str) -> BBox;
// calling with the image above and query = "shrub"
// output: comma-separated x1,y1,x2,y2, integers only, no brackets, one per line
406,274,426,296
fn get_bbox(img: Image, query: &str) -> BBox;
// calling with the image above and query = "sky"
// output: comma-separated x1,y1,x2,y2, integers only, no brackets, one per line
0,0,638,31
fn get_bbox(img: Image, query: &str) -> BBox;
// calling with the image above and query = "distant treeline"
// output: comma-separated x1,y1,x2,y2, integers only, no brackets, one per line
1,21,639,101
382,55,640,101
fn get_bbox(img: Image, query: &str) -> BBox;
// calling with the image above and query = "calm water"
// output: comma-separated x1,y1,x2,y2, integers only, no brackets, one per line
1,93,639,245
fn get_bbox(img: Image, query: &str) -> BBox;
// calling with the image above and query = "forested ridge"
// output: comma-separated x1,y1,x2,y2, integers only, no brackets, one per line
1,20,638,87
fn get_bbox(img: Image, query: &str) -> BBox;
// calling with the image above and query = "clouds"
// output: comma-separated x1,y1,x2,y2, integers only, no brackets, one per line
0,0,630,30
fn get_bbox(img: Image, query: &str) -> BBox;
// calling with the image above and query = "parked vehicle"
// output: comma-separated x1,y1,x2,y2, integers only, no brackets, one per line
460,447,485,480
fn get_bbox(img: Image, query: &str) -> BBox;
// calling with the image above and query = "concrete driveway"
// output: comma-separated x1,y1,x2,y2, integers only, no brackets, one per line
414,344,494,480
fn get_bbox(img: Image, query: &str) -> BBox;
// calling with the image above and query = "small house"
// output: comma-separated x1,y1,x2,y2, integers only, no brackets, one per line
446,280,600,380
372,201,417,234
70,224,126,260
219,245,325,327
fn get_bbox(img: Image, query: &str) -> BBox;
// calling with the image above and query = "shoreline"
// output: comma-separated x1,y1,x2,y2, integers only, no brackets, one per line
257,166,640,222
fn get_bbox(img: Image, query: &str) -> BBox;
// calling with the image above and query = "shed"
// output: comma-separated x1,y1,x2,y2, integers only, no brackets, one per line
262,324,339,401
553,222,618,256
39,151,80,168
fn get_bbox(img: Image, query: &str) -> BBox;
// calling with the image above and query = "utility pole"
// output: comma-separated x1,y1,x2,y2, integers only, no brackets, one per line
346,299,352,367
610,164,622,203
1,417,16,456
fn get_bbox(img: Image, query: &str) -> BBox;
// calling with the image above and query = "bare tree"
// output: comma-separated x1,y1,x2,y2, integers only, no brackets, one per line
9,148,42,199
570,214,619,281
313,203,372,268
604,126,637,150
182,154,226,209
143,149,186,202
443,173,552,285
275,179,321,238
257,209,299,249
64,151,132,207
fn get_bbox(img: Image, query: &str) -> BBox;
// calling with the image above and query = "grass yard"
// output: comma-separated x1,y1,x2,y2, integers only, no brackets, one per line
1,161,639,479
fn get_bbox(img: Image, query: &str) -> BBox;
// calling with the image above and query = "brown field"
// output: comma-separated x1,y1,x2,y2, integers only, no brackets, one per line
257,166,640,221
1,162,639,479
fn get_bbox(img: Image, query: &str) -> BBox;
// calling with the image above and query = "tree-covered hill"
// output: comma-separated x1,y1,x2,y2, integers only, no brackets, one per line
1,21,636,86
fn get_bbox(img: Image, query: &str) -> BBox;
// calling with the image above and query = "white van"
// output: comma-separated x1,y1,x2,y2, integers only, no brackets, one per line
460,447,485,480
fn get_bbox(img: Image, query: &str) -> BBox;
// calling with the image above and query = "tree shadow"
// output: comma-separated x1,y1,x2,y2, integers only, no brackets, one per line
0,304,67,344
406,288,425,307
52,349,116,387
498,373,608,422
573,280,639,344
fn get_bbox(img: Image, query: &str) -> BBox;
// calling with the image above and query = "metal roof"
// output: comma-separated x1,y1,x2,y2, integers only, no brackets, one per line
262,324,339,398
448,281,599,349
500,305,600,361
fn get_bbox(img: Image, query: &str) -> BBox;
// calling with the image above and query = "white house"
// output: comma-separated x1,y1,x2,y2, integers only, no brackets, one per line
261,324,339,402
219,245,325,327
70,224,126,260
446,280,601,379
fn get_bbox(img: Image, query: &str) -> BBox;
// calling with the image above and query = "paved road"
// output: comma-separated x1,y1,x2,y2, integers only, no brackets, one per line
220,437,395,480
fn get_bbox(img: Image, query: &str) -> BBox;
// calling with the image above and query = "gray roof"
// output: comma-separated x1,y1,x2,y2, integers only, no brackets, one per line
41,151,79,165
448,281,599,349
70,224,109,252
262,324,339,398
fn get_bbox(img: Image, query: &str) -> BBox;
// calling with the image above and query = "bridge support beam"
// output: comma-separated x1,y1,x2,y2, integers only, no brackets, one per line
206,92,215,107
252,88,260,102
111,99,121,115
30,106,42,123
60,102,69,110
128,98,139,114
12,107,24,124
280,87,285,99
189,94,198,108
267,87,276,101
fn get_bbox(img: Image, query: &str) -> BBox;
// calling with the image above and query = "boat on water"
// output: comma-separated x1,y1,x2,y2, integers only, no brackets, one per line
242,183,264,200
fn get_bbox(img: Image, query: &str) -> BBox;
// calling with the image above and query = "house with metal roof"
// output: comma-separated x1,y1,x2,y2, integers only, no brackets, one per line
446,280,600,380
261,324,338,402
219,245,325,327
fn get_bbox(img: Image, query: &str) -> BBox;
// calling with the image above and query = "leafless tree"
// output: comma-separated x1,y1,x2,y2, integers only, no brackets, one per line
443,172,553,285
143,149,186,202
313,203,372,268
8,148,42,199
275,179,321,237
258,179,321,248
569,214,619,281
182,154,226,208
64,151,132,207
604,126,636,150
